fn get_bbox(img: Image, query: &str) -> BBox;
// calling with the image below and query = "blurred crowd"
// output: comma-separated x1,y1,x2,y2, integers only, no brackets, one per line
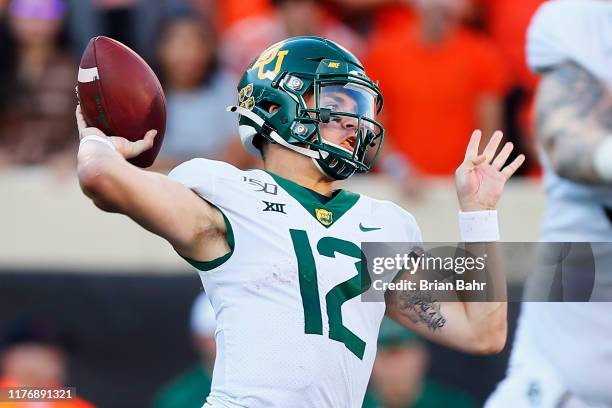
0,0,544,183
0,293,477,408
0,319,94,407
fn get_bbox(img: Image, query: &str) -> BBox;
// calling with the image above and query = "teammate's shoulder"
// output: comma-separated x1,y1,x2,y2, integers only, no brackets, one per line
529,0,612,45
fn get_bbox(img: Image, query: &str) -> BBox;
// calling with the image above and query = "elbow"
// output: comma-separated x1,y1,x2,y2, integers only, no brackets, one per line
475,331,507,355
548,153,573,180
77,158,116,210
78,158,109,194
546,144,598,183
472,318,507,355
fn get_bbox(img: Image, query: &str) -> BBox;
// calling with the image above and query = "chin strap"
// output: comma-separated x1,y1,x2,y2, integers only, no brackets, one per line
312,157,335,180
227,105,321,159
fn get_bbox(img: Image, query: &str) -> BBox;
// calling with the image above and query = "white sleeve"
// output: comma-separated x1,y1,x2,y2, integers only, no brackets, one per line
168,158,238,204
168,158,217,202
409,215,423,243
387,202,423,243
527,0,612,86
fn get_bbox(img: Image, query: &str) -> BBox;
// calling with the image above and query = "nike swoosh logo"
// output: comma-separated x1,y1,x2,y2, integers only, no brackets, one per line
359,223,382,232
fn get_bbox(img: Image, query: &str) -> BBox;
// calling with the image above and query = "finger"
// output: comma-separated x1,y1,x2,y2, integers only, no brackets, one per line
81,126,107,139
464,130,482,161
482,130,503,163
142,130,157,148
75,106,106,139
456,153,485,176
501,154,526,179
492,142,514,170
75,105,87,133
121,130,157,159
471,153,487,166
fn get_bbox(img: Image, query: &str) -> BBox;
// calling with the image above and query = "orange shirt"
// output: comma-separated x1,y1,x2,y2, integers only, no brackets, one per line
477,0,543,91
364,24,508,175
190,0,272,32
218,0,272,30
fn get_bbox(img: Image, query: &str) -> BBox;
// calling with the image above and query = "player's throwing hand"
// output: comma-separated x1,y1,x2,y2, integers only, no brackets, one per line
455,130,526,212
76,104,157,159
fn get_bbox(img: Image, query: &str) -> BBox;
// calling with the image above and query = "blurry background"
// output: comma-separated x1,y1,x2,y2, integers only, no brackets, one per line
0,0,546,407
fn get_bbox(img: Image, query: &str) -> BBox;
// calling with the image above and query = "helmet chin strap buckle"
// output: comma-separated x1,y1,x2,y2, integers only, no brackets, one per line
227,105,321,160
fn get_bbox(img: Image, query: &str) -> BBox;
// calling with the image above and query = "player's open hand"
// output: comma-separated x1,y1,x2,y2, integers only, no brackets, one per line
76,104,157,159
455,130,525,212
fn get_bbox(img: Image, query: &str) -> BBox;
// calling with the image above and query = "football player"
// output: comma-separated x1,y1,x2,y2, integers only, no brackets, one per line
487,2,612,407
76,36,524,407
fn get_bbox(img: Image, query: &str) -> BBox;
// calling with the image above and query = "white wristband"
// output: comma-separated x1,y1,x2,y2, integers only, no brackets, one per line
79,135,116,152
458,210,500,242
593,136,612,182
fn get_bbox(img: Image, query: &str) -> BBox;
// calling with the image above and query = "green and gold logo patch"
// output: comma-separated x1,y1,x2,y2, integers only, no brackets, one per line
238,83,254,110
315,208,333,226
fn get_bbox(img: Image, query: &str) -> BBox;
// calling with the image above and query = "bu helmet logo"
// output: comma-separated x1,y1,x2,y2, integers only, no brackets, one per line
315,208,333,226
250,41,289,81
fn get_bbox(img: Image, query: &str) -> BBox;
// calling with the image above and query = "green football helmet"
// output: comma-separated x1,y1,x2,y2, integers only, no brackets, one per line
227,36,384,180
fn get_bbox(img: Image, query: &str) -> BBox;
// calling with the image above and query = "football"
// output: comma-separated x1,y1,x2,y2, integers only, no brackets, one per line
77,36,166,168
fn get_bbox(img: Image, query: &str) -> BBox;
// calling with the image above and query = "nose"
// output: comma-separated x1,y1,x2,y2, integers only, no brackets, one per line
341,116,358,134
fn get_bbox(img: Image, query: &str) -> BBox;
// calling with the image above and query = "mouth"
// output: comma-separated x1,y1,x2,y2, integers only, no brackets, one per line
340,136,356,152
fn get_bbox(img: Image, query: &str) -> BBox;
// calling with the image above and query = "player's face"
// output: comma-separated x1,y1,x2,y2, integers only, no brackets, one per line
305,84,378,154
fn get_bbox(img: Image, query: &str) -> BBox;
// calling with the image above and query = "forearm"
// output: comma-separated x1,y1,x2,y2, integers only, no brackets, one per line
385,244,505,354
536,62,612,183
460,301,507,352
540,116,604,183
399,210,506,352
387,290,506,354
454,219,507,351
445,241,506,353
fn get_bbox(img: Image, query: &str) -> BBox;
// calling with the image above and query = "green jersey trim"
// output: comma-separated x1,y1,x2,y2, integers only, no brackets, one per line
182,207,235,271
265,171,360,228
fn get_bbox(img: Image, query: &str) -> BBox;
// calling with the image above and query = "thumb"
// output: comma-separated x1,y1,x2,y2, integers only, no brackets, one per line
120,130,157,159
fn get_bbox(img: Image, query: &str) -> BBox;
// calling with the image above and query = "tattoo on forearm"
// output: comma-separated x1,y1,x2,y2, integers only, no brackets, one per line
536,62,612,183
397,291,446,331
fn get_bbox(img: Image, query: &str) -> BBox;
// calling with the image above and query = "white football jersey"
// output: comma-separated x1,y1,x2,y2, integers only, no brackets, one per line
528,0,612,242
169,159,421,408
487,3,612,406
